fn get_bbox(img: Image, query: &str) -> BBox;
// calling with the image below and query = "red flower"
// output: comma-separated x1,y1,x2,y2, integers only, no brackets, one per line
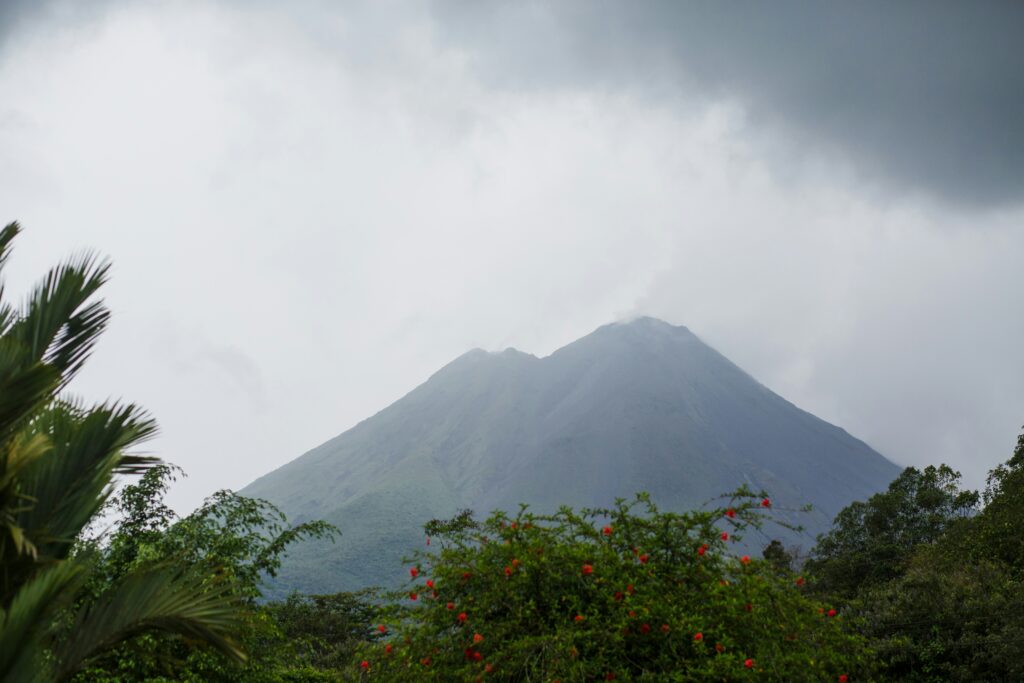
605,674,616,681
626,584,635,594
725,508,736,518
409,567,419,579
421,657,431,666
473,651,483,662
426,579,434,588
715,642,725,653
603,525,613,536
761,498,771,508
574,614,586,622
827,608,837,617
473,633,484,644
721,532,729,541
740,555,751,565
504,566,513,577
745,658,755,669
744,602,753,612
640,623,651,634
839,676,848,682
461,572,472,581
458,612,468,623
614,591,624,601
693,632,703,642
485,663,494,673
360,660,369,669
385,643,393,654
377,624,387,633
409,592,418,601
638,553,649,564
697,544,708,556
628,610,637,618
512,558,521,567
510,522,517,529
795,576,805,586
661,623,670,633
582,564,594,575
446,601,455,610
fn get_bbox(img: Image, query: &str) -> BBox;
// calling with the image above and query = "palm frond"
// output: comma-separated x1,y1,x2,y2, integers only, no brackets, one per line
15,402,159,562
0,561,84,683
52,565,245,682
8,251,111,388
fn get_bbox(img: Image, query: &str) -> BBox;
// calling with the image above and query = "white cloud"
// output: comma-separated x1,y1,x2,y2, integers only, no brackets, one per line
1,1,1019,511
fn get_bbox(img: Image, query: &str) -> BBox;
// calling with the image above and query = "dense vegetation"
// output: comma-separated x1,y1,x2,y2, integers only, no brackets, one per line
2,221,1021,681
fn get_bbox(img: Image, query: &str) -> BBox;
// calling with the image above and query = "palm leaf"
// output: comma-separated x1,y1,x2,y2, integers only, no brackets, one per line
7,251,111,388
52,565,245,682
16,401,158,562
0,561,84,683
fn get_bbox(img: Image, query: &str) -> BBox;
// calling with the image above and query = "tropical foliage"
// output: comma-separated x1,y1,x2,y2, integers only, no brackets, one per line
353,492,870,682
0,221,242,682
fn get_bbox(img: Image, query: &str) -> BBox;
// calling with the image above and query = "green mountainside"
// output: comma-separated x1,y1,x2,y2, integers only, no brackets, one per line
241,318,900,597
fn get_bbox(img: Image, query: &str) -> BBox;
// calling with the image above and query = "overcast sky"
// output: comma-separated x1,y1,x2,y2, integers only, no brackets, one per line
2,0,1022,513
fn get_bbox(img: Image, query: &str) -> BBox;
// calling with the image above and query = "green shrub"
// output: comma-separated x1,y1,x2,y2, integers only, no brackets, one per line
353,492,871,682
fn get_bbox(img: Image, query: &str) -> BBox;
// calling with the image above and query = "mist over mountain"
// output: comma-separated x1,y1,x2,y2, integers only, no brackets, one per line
242,318,900,595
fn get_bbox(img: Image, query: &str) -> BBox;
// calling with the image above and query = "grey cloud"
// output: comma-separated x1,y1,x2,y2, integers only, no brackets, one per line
430,1,1024,208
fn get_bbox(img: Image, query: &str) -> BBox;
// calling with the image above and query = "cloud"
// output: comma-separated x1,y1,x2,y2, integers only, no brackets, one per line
430,1,1024,208
0,0,1020,514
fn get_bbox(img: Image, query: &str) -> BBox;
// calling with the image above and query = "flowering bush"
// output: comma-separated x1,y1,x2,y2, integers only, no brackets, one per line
351,492,870,681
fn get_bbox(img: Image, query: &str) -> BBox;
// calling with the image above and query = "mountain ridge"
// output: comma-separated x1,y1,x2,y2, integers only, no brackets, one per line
242,318,900,596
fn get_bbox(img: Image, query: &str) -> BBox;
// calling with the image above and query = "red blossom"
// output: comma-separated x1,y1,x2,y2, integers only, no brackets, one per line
715,643,725,653
761,498,771,508
473,633,484,644
421,657,431,666
744,602,753,612
485,663,494,673
698,544,708,556
693,632,703,641
574,614,586,622
504,566,513,577
385,643,393,654
640,623,651,634
626,584,635,594
614,591,624,601
628,610,637,618
377,624,387,633
409,567,419,579
458,612,468,623
827,608,837,617
426,579,434,588
745,658,755,668
741,555,751,565
473,651,483,662
462,572,473,580
838,676,848,682
409,592,418,601
603,525,613,536
360,660,369,669
582,564,594,575
721,532,729,541
795,576,805,586
605,674,616,681
661,624,670,633
638,553,649,564
446,602,455,610
725,508,736,518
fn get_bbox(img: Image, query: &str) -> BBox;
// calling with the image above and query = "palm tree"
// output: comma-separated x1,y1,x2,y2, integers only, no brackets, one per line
0,222,244,682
